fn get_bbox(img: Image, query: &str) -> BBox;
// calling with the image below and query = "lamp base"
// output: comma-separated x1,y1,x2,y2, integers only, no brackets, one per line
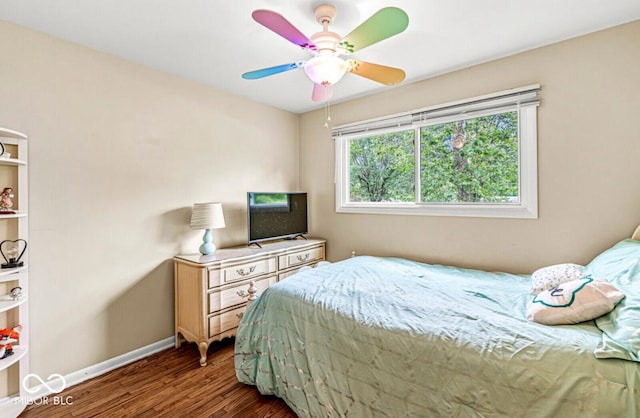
199,242,217,256
199,229,217,255
2,260,23,269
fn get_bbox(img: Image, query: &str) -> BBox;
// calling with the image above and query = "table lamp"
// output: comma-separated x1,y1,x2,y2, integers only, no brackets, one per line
190,202,225,255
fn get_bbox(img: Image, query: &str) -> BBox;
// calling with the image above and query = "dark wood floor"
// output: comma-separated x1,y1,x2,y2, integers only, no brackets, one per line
20,338,297,418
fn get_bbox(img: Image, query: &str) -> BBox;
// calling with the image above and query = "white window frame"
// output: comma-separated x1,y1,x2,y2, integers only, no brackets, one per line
334,86,539,218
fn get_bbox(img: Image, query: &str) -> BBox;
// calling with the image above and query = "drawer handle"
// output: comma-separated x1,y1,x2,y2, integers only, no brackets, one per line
236,265,256,276
236,312,244,319
296,253,310,262
236,289,249,298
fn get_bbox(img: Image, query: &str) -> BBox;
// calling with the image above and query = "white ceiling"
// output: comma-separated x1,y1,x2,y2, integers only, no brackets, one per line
1,1,639,114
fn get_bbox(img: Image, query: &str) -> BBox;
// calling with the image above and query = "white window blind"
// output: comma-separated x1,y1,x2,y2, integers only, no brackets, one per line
332,84,540,138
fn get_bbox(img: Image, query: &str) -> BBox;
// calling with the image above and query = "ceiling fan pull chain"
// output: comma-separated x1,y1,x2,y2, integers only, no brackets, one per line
324,101,332,128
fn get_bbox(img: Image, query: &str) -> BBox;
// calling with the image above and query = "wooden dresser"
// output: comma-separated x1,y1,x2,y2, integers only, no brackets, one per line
174,238,326,366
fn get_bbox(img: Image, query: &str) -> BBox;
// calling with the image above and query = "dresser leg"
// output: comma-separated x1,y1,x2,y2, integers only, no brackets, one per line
175,333,182,349
198,341,209,367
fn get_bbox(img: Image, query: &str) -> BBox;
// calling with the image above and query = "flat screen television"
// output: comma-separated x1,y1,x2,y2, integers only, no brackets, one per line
247,192,308,246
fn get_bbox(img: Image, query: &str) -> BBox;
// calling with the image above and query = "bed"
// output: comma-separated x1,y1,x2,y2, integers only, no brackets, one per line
234,235,640,417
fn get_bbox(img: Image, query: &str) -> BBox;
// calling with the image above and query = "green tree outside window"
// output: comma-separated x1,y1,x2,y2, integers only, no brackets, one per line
348,111,518,204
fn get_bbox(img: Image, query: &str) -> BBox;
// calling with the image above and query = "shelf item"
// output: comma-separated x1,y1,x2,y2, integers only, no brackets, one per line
174,238,326,366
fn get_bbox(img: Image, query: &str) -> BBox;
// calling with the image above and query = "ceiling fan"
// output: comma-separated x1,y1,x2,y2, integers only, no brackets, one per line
242,4,409,102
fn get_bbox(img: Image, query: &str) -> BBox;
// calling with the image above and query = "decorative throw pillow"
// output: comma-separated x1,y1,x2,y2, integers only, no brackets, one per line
526,277,624,325
530,263,585,295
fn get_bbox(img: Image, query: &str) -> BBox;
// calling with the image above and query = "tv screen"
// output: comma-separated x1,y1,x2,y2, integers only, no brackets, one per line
247,192,308,244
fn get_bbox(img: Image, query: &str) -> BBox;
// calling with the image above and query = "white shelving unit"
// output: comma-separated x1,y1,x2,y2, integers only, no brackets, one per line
0,127,29,417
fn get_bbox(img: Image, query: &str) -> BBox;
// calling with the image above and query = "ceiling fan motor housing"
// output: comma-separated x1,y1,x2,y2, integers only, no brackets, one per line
310,31,341,54
314,4,337,25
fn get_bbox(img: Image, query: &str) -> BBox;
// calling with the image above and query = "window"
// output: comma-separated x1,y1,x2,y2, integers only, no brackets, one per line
334,85,539,218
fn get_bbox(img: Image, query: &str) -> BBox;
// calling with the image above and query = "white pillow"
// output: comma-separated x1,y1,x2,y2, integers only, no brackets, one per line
526,277,624,325
530,263,585,295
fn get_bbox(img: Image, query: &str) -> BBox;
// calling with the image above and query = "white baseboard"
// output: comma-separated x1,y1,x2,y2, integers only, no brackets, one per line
28,336,175,398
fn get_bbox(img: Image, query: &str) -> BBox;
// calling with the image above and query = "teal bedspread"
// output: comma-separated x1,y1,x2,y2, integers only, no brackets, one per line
235,256,639,417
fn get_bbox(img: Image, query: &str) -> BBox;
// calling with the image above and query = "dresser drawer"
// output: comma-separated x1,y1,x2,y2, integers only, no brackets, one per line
208,306,246,338
278,246,324,270
209,275,275,312
208,257,276,288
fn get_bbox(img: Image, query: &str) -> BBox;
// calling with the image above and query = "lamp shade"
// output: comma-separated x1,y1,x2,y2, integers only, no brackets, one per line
304,55,348,86
190,202,225,230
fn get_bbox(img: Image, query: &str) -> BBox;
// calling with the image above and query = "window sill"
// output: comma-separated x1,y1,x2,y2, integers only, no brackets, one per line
336,202,538,219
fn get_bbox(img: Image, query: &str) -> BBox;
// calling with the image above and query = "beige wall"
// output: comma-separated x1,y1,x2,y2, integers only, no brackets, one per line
300,20,640,274
0,21,299,378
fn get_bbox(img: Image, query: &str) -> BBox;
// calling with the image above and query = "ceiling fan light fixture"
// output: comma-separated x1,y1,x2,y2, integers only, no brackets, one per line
304,54,347,86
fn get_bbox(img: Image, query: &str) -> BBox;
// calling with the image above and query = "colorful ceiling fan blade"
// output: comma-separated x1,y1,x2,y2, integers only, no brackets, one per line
242,62,303,80
312,83,333,102
347,60,406,85
252,10,316,50
340,7,409,54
